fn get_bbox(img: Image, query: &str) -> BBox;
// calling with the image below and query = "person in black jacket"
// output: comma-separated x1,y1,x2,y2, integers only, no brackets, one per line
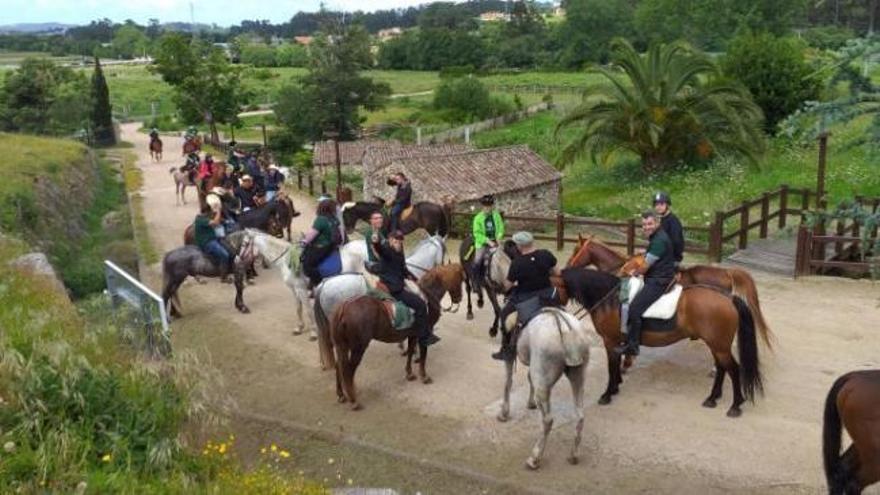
374,230,439,347
653,191,684,267
387,172,412,232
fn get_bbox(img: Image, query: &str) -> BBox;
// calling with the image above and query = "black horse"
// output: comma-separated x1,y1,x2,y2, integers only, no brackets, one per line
341,199,450,237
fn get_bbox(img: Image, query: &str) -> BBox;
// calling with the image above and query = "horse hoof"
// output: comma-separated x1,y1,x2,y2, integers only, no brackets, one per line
525,458,540,470
466,313,474,321
406,374,416,382
489,328,498,338
337,396,347,403
702,398,718,409
422,376,433,385
598,395,612,405
238,306,250,314
308,335,318,342
292,328,303,336
477,300,484,309
567,456,579,465
497,412,509,423
246,279,255,286
726,407,742,418
350,402,362,411
526,401,537,410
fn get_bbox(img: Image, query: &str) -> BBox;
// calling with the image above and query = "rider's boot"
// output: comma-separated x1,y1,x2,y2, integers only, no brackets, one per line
492,323,519,361
614,318,641,356
416,319,440,347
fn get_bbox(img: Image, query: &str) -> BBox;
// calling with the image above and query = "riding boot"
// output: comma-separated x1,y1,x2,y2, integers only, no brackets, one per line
492,324,520,361
614,318,641,356
416,320,440,347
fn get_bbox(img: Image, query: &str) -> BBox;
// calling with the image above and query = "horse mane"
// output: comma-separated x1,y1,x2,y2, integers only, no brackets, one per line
562,267,620,312
591,238,627,261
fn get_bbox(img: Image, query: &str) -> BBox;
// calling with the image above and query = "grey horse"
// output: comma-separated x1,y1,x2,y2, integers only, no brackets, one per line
497,308,590,470
161,230,258,318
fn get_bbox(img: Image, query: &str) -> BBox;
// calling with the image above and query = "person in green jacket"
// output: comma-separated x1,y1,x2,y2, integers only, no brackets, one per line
472,194,505,278
361,210,387,272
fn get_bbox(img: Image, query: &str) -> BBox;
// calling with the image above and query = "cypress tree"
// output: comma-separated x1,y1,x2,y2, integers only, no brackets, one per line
91,56,116,145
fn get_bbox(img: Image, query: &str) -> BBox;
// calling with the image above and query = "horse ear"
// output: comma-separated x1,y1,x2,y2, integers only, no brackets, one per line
578,233,583,242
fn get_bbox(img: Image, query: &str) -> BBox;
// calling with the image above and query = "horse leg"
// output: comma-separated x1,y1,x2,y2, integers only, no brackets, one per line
464,273,474,321
702,360,726,409
233,262,250,313
599,346,622,405
497,356,515,422
717,352,745,417
525,379,555,470
418,343,432,384
526,373,537,409
487,288,502,337
565,364,587,465
342,341,368,410
334,351,347,403
405,337,417,381
293,294,304,336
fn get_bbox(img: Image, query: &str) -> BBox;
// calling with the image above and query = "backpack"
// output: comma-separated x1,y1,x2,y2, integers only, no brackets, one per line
329,217,344,246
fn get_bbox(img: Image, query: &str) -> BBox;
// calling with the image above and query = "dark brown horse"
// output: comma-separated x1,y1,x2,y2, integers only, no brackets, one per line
823,370,880,494
341,199,451,237
182,136,201,155
328,264,465,410
568,234,773,349
149,137,163,161
563,268,763,417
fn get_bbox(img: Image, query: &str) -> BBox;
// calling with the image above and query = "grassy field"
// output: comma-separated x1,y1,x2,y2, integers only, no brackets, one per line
473,108,880,226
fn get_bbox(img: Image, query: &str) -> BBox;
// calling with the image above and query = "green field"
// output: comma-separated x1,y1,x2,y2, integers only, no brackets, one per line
473,109,880,226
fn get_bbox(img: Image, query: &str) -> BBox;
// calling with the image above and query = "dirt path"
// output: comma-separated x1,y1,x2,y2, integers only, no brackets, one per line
123,123,880,494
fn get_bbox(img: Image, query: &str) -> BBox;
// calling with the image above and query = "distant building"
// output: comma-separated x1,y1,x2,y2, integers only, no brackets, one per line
294,36,313,46
312,139,398,172
479,11,510,22
554,6,566,17
377,27,403,42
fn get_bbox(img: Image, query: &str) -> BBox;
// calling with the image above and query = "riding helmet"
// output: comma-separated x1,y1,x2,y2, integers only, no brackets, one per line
652,191,671,206
480,194,495,206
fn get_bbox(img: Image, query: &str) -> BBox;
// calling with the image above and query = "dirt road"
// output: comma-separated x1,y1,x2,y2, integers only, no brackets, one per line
124,123,880,494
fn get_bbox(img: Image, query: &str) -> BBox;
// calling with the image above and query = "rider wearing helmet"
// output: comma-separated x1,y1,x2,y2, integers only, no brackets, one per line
149,128,160,141
653,191,684,267
387,172,412,232
471,194,505,280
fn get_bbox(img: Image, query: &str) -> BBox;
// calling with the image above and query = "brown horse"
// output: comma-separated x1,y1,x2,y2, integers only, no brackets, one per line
197,163,229,210
563,268,763,417
823,370,880,494
182,136,201,156
149,137,163,161
328,264,465,410
568,234,773,349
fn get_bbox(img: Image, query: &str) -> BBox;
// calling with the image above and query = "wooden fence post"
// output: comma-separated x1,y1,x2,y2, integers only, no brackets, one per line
297,169,303,190
795,225,806,278
835,219,845,257
711,212,725,262
626,218,636,256
738,201,750,250
556,212,564,251
778,184,789,229
307,173,314,196
321,179,327,195
760,192,770,238
801,190,810,216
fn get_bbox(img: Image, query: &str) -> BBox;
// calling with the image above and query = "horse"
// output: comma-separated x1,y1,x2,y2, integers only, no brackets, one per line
161,230,259,318
823,369,880,494
458,236,514,331
341,200,450,237
169,165,197,205
568,234,773,350
497,308,590,470
149,137,163,161
183,200,286,245
182,135,201,155
197,163,229,210
275,194,300,241
328,264,465,410
563,268,763,417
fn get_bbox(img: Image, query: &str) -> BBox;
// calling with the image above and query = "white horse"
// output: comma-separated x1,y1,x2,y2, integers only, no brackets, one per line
497,308,590,470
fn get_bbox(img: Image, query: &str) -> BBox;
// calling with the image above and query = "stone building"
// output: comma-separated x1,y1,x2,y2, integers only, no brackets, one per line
311,139,400,173
366,145,562,217
362,142,473,201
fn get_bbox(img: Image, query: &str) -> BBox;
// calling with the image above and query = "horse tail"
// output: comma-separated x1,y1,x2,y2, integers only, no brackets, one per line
168,167,177,175
733,295,763,402
438,201,451,238
160,252,174,312
729,268,773,351
823,373,851,495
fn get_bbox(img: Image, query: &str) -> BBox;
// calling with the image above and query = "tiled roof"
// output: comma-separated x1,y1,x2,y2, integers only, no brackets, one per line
312,139,400,166
362,143,473,173
391,145,561,202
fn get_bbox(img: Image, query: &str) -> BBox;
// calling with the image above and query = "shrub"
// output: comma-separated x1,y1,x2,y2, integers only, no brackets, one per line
801,26,856,50
433,77,497,123
722,32,823,134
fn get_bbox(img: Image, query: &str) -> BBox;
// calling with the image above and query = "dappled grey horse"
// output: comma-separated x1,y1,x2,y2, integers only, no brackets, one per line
161,230,259,318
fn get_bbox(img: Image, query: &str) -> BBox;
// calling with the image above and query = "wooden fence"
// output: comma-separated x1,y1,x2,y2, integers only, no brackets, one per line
794,197,880,278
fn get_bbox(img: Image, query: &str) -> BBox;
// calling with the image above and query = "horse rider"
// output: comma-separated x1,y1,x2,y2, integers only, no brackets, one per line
149,128,160,142
264,164,285,202
227,145,244,186
194,203,235,275
493,231,560,361
373,230,440,347
472,194,505,280
245,152,265,191
386,172,412,232
184,125,198,140
653,191,684,268
182,152,200,183
300,198,344,288
363,210,387,272
196,154,216,194
615,210,677,357
234,175,264,212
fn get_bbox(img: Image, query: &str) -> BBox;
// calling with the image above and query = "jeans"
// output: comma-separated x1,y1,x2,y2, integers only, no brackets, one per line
626,278,671,348
264,190,277,202
393,289,430,345
203,239,232,270
389,203,406,232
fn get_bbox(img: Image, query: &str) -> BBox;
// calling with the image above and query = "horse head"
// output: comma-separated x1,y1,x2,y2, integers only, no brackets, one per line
420,263,465,313
567,234,595,268
618,254,646,277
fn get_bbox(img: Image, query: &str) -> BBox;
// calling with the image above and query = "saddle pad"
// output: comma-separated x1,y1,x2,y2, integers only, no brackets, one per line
318,250,342,278
627,277,682,320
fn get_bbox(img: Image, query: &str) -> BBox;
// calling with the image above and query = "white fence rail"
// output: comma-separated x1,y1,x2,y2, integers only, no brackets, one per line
104,260,171,358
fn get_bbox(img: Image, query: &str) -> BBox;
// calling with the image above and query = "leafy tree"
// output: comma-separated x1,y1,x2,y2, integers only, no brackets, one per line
433,77,493,123
557,40,766,172
273,21,390,149
0,57,91,135
557,0,634,68
722,33,823,133
151,34,247,141
275,43,308,67
239,43,277,67
112,23,148,59
91,57,115,145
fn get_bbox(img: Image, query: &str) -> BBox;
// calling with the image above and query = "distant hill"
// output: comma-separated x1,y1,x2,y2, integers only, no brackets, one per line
0,23,76,34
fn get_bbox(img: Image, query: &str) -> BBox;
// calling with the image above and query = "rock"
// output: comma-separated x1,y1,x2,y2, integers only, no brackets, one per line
8,252,68,299
4,441,15,453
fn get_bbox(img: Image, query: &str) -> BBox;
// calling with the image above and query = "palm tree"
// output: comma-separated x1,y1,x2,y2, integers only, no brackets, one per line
557,39,766,173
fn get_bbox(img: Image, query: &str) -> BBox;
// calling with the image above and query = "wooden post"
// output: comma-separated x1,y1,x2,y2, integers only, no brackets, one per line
711,212,725,262
835,220,845,256
626,218,636,256
817,132,829,211
307,173,314,196
297,169,303,190
555,212,564,251
261,124,268,147
738,202,750,250
795,225,806,278
321,179,327,195
778,184,789,229
801,190,810,221
760,192,770,238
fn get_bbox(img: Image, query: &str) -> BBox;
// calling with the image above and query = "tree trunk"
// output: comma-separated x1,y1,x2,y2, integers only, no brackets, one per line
870,0,878,36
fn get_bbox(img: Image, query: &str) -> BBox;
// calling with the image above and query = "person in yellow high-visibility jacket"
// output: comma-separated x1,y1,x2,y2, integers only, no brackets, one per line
472,194,505,277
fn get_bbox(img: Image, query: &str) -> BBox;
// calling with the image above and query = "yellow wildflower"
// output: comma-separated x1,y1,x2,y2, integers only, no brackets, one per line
218,443,227,454
270,444,278,452
260,447,267,454
327,458,335,465
279,450,290,458
101,454,111,463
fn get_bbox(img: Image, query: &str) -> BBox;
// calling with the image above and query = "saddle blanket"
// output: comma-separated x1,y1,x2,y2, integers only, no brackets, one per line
318,250,342,278
366,288,415,330
626,277,682,320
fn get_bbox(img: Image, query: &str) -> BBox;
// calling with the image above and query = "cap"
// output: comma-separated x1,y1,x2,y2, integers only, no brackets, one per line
512,231,534,246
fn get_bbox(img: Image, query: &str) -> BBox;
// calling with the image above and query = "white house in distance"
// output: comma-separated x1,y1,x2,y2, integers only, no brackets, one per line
377,27,403,42
479,11,510,22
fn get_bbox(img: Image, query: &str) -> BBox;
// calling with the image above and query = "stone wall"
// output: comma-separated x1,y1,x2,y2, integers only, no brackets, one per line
453,181,560,218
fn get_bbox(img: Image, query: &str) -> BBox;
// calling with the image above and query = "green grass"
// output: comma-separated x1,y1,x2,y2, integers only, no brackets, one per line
473,109,880,227
478,70,606,90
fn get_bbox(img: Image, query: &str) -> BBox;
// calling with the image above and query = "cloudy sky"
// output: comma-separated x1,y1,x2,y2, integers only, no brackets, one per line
7,0,431,26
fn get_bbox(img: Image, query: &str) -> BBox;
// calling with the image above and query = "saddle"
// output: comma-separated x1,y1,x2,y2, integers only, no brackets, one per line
368,283,416,331
400,205,414,221
626,277,682,321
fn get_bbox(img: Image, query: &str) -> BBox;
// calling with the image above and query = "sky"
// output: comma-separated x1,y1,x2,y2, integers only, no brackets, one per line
5,0,431,27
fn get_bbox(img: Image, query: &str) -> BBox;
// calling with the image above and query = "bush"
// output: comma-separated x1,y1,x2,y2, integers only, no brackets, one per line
240,43,278,67
433,77,502,123
722,32,823,134
801,26,856,50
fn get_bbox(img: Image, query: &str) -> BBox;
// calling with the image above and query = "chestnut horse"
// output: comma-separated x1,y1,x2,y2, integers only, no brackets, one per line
567,234,772,349
563,268,763,417
197,163,229,210
823,369,880,494
328,264,465,410
182,136,201,155
149,137,163,161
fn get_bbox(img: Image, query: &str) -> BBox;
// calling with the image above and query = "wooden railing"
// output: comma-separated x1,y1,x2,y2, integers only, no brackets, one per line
794,198,880,278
